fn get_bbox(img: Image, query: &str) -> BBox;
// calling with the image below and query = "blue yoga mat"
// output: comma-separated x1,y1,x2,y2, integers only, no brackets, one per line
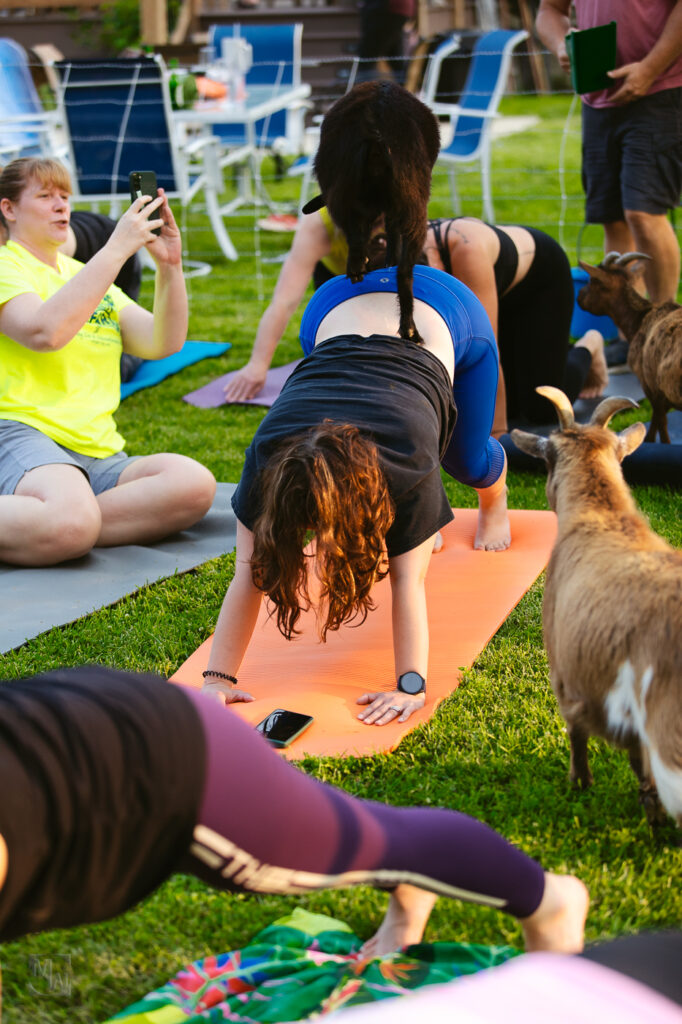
120,341,231,400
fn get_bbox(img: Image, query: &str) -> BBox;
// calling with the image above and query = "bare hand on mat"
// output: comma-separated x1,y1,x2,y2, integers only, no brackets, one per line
223,360,268,402
201,681,255,705
356,690,425,725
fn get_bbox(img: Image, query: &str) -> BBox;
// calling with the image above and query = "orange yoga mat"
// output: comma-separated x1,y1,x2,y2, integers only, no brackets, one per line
171,509,556,760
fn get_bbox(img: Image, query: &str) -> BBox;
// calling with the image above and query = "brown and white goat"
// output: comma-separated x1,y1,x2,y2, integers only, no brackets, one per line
512,387,682,828
302,80,440,344
578,251,682,443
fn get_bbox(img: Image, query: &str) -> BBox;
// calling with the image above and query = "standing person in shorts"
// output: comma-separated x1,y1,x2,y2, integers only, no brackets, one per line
0,157,216,567
536,0,682,305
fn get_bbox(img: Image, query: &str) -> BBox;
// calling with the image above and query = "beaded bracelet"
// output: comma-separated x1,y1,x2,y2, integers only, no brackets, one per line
202,669,238,686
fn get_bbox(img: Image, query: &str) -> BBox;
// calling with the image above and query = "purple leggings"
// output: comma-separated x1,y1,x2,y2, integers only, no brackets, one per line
180,689,545,919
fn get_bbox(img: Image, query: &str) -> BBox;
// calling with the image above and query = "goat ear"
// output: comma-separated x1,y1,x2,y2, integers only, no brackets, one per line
301,194,325,215
616,422,647,461
510,429,549,460
577,259,599,275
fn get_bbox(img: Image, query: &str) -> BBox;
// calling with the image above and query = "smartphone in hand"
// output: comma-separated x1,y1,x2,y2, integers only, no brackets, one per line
129,170,161,235
255,709,314,748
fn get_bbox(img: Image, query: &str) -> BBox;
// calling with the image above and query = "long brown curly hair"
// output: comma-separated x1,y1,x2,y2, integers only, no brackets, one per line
250,421,395,641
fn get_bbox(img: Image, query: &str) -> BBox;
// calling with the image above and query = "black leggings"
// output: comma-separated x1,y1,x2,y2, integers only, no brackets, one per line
181,688,546,919
499,229,590,425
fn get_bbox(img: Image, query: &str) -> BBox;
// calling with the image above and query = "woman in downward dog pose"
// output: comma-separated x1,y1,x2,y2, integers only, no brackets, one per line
205,264,509,727
0,665,588,958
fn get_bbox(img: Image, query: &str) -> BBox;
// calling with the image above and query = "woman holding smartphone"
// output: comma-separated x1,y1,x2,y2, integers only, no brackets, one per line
204,264,510,726
0,157,215,567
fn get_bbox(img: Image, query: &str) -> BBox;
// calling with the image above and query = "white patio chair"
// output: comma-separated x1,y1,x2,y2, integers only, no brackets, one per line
421,28,528,223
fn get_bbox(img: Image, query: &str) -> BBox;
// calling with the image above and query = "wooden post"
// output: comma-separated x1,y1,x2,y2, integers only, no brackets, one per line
518,0,550,93
140,0,168,46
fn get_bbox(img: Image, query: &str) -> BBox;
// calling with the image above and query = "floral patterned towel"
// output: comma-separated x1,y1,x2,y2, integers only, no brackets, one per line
105,908,518,1023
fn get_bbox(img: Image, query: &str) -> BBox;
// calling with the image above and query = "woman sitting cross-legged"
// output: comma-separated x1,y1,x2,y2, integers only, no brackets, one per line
0,157,215,567
204,264,510,727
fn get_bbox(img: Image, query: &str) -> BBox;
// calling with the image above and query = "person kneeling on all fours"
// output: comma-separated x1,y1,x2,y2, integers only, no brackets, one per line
203,264,511,727
0,157,215,568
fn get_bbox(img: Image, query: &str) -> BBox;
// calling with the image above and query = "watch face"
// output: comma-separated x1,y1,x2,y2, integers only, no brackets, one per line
398,671,425,695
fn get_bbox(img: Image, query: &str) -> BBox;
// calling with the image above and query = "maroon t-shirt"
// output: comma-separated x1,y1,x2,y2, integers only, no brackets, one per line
575,0,682,106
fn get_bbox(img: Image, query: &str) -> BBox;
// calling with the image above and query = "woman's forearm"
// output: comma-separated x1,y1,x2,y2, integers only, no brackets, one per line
207,522,262,684
391,574,429,679
2,242,130,352
151,262,189,357
248,299,300,371
389,537,434,680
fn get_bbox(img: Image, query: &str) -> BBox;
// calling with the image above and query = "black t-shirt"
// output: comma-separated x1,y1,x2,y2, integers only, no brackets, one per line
232,335,457,557
0,667,205,941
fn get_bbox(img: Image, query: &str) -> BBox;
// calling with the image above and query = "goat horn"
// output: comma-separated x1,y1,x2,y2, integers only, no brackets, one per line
601,251,622,267
536,386,574,430
615,251,652,266
590,396,639,428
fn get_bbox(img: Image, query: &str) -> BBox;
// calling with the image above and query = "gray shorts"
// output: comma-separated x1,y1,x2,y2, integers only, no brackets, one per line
0,419,139,496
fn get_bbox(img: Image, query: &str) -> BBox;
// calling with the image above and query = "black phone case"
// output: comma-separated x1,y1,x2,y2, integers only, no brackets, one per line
256,709,314,748
129,170,161,235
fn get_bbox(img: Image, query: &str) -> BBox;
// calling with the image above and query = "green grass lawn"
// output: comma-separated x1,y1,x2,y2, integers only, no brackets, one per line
1,94,680,1022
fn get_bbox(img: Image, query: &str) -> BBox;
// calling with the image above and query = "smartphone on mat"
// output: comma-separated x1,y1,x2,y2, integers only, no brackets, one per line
129,170,161,235
256,709,314,748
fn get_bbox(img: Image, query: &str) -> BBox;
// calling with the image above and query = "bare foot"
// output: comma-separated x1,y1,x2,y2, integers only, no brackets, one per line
474,501,511,551
520,873,589,954
474,457,511,551
576,330,608,399
359,885,437,958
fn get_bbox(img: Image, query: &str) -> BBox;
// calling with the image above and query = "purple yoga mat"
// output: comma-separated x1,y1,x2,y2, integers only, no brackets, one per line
183,360,302,408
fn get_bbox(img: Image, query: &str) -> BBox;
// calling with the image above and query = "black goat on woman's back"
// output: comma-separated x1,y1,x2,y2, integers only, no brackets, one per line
303,81,440,344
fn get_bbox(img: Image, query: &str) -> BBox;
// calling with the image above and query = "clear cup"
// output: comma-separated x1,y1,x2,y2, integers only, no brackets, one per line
198,44,216,69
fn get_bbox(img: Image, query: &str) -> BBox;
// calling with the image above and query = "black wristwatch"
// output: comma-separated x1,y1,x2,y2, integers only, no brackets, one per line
397,671,426,695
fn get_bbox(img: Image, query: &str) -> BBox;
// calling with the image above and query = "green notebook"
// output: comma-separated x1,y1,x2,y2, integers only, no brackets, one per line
566,21,617,94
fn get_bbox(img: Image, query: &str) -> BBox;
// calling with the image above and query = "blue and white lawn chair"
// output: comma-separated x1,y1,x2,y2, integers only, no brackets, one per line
52,55,251,263
0,37,61,163
421,28,528,223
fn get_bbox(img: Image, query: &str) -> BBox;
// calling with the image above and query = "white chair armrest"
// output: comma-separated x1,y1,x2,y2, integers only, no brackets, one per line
429,103,501,120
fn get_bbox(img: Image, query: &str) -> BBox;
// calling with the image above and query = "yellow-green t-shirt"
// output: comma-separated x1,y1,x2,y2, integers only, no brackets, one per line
0,240,133,457
318,207,349,277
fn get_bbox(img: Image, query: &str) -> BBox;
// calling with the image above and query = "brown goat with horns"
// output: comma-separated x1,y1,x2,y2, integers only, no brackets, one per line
302,80,441,344
578,251,682,443
512,387,682,830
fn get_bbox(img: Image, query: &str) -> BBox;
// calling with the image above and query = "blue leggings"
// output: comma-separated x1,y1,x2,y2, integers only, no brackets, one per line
299,266,505,489
182,688,545,919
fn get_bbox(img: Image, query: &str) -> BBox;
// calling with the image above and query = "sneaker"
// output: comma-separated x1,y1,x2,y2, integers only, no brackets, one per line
257,214,298,232
605,338,629,371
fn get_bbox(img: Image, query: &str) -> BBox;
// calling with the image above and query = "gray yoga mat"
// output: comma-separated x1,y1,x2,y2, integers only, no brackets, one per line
503,371,682,486
510,370,646,435
574,372,682,441
0,482,237,654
